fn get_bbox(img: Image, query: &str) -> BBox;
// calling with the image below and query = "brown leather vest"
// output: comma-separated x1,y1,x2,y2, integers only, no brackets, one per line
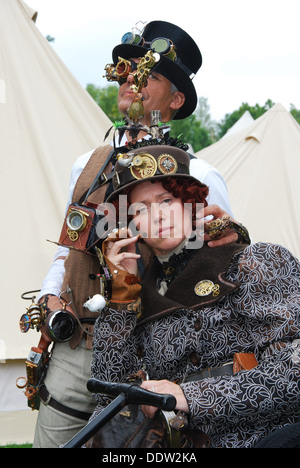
61,145,113,349
139,242,246,326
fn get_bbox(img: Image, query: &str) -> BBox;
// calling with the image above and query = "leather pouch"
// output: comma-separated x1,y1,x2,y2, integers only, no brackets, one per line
233,352,258,373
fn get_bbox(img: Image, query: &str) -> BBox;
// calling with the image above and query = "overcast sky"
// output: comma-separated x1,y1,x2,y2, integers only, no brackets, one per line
30,0,300,121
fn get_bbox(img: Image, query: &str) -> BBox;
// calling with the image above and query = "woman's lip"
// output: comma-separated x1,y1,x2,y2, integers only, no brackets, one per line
156,226,174,237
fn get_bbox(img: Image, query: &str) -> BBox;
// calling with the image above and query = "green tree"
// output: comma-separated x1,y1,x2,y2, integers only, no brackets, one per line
170,114,213,152
195,97,218,141
217,99,275,138
290,104,300,125
86,84,122,122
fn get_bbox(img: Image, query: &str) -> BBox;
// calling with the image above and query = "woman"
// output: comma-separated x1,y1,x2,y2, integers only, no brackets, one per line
89,143,300,448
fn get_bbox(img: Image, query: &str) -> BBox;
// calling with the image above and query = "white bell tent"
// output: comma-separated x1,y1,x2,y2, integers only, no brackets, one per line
0,0,111,444
196,103,300,261
223,110,254,138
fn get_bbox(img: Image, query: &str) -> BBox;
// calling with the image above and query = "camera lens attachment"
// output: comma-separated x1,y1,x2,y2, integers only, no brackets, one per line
66,210,87,232
47,310,76,342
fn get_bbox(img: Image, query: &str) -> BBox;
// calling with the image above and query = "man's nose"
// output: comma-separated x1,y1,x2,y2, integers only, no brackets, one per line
126,72,136,84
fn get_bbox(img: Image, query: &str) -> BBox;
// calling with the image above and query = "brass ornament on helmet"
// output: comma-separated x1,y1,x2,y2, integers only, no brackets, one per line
157,154,178,175
130,153,158,180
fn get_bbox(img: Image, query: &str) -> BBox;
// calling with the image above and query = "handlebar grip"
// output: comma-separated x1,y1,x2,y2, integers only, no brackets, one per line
87,379,176,411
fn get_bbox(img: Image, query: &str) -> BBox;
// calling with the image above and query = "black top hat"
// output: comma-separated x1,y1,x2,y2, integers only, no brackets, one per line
112,20,202,120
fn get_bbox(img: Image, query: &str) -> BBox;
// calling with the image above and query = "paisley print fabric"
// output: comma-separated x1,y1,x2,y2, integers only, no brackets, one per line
91,243,300,448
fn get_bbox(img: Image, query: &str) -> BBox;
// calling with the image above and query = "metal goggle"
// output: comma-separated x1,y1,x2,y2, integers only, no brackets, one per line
121,33,177,61
104,51,159,86
104,58,139,84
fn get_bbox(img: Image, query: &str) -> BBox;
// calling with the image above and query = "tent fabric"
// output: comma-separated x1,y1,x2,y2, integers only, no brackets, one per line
0,0,112,360
0,359,36,445
0,409,37,445
223,110,254,138
0,360,29,412
196,103,300,261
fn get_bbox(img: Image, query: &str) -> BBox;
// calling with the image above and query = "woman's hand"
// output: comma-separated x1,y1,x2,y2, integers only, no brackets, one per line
140,379,189,419
104,230,141,276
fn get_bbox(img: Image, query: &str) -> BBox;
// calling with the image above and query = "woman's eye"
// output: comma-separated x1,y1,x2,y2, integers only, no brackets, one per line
136,206,148,215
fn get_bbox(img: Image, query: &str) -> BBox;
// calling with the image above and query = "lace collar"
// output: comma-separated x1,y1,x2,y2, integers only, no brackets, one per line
155,239,198,293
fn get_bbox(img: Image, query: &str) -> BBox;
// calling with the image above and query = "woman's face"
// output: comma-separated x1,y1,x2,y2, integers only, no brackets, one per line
128,181,193,256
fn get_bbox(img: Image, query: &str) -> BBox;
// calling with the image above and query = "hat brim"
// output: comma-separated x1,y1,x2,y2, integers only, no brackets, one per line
113,44,198,120
106,173,202,203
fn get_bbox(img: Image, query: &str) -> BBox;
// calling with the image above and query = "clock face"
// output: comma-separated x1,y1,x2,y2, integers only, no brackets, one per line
16,377,27,389
19,314,30,333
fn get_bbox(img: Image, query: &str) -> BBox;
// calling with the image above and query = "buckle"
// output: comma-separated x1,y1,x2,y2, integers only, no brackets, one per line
99,173,108,187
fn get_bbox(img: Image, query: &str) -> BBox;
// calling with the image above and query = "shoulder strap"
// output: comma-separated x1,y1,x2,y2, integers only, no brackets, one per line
78,149,115,205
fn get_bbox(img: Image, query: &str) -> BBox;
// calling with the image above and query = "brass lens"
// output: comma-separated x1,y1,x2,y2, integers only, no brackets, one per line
66,210,87,232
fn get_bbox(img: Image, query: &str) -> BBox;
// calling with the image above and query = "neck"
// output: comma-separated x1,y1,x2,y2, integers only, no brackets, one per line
155,238,189,260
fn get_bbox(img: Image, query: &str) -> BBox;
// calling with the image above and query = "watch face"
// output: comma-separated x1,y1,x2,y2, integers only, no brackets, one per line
66,210,87,232
16,377,27,389
19,314,30,333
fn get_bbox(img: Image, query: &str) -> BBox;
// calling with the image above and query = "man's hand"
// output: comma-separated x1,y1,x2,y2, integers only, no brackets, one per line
203,205,239,247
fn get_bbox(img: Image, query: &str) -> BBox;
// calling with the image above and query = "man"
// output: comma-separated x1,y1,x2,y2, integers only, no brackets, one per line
33,20,239,447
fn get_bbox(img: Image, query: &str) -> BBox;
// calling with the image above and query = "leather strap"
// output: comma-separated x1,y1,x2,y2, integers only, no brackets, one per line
78,149,115,205
184,362,234,382
184,352,258,382
39,384,92,421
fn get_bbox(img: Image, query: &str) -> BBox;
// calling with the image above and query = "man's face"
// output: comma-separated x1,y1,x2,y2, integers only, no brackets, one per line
117,58,184,125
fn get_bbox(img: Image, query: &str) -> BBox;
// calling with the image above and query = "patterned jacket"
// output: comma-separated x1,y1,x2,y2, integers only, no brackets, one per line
91,242,300,448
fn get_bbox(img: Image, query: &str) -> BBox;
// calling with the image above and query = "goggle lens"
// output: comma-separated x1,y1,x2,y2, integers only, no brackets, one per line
150,38,170,54
150,38,176,61
120,33,176,61
121,32,142,45
104,58,138,85
116,60,131,78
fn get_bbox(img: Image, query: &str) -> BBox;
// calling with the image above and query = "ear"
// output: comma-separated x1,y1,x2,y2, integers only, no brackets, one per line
170,91,185,111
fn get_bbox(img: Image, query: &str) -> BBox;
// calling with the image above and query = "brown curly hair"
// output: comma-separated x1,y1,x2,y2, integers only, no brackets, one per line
111,176,209,229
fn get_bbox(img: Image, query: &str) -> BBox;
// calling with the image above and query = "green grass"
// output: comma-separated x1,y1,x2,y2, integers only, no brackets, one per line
0,443,32,448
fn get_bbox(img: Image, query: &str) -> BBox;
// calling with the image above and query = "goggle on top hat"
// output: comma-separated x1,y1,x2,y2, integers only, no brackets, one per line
105,144,208,203
108,20,202,120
